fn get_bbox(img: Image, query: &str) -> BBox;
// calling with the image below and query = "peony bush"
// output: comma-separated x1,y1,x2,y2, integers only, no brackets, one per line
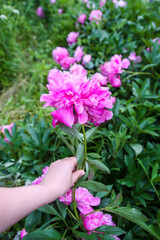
0,0,160,239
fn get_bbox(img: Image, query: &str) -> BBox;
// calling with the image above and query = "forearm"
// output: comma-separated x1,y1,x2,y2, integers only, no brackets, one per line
0,185,56,233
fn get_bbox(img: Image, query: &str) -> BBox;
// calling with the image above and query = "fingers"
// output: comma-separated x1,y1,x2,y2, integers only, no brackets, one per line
72,170,85,184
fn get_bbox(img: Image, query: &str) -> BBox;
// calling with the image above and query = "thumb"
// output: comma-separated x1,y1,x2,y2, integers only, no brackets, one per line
72,170,85,184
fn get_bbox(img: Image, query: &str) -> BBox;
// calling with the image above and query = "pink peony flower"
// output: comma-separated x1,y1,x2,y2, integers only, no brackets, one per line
58,8,63,15
100,0,106,7
67,32,79,45
113,0,127,7
129,52,142,63
40,69,113,128
153,37,160,44
89,10,103,24
78,14,87,24
52,47,69,65
20,229,28,239
0,123,14,143
36,6,45,18
50,0,56,3
82,54,92,65
91,73,107,86
110,96,116,104
74,46,84,62
100,54,130,88
70,64,87,76
32,166,49,185
59,189,72,205
60,57,75,70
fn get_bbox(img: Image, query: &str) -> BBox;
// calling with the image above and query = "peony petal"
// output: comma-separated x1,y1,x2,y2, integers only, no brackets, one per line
78,111,88,124
51,106,74,128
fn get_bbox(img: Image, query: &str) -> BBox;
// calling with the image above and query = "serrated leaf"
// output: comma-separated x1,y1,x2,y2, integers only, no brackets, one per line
78,180,109,192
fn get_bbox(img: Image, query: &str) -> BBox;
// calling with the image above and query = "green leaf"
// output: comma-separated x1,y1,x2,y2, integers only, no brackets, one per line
59,123,83,142
58,133,75,155
27,126,40,147
130,143,143,156
111,192,123,208
151,163,159,181
77,142,85,169
0,138,8,148
23,229,62,240
4,129,12,142
96,225,125,235
11,123,16,137
56,199,66,219
88,159,110,173
86,127,97,141
78,180,109,192
104,207,160,240
88,153,101,159
38,205,62,219
142,64,157,71
25,211,42,232
72,230,98,240
42,128,52,143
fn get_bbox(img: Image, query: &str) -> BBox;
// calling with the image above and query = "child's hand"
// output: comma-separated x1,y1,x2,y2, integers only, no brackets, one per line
39,157,85,203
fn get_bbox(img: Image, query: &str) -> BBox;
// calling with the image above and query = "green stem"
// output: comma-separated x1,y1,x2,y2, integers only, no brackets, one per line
62,228,67,239
137,158,160,202
82,124,87,169
73,185,79,220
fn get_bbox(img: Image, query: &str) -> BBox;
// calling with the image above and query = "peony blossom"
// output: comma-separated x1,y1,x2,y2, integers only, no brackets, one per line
78,14,87,24
50,0,56,3
112,0,127,7
52,47,69,65
91,73,107,86
129,52,142,63
89,10,103,24
40,69,113,128
100,0,106,7
153,37,160,44
70,64,87,76
58,8,63,15
36,6,45,18
110,96,116,104
0,123,14,143
60,57,75,70
100,54,130,88
20,229,28,239
32,166,49,185
74,46,84,62
67,32,79,45
82,54,92,65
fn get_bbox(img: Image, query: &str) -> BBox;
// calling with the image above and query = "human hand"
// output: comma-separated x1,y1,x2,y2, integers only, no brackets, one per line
39,157,85,203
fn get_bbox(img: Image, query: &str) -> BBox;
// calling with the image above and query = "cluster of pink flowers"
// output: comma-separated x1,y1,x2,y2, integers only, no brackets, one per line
0,123,14,143
112,0,127,7
100,0,106,7
40,69,113,128
66,32,79,45
100,54,130,87
36,6,45,18
78,14,87,24
59,187,120,239
147,37,160,52
129,52,142,63
89,10,103,24
52,46,91,70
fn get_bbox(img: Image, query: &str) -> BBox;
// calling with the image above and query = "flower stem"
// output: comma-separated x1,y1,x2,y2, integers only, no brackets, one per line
73,185,79,220
82,124,87,169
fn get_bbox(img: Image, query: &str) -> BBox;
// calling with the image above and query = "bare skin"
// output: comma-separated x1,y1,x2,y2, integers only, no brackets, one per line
0,157,85,233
